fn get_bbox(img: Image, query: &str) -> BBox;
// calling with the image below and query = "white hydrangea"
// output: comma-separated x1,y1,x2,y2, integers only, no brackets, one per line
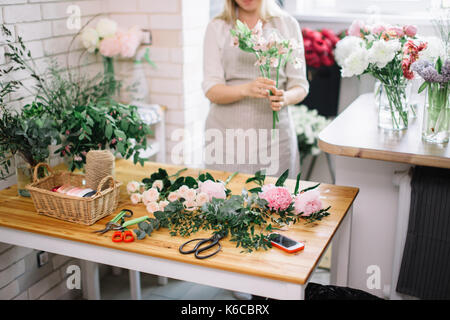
334,36,364,66
341,47,370,77
367,39,402,69
96,18,118,38
81,27,99,52
290,105,330,157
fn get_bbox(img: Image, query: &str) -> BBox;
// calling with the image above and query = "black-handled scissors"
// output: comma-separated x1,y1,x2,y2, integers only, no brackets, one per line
179,233,224,259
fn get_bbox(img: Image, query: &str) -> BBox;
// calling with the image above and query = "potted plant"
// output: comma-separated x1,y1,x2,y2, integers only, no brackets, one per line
1,24,153,173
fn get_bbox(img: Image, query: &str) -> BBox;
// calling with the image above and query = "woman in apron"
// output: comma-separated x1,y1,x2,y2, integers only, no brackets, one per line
202,0,309,178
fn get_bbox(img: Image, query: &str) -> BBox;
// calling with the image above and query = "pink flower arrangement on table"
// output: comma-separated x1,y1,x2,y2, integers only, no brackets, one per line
246,169,330,222
126,171,229,215
81,18,144,58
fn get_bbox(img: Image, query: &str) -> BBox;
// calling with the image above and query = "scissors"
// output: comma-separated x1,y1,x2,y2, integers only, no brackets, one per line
94,209,134,234
112,230,135,243
179,233,224,259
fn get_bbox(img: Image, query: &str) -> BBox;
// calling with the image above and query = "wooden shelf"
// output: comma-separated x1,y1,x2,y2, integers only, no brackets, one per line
318,94,450,169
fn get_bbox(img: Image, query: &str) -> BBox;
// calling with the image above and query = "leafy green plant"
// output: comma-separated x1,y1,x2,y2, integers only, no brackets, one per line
57,100,152,171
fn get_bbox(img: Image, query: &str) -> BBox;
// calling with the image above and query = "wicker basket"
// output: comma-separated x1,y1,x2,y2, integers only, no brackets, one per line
26,163,122,225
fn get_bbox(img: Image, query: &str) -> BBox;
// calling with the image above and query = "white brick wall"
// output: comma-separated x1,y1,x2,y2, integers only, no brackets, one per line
1,0,212,299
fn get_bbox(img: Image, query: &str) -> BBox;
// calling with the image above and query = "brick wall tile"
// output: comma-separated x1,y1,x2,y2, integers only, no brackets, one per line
0,246,34,270
0,260,25,288
107,0,138,13
16,21,52,41
150,14,182,30
0,280,19,300
3,4,41,23
138,0,179,13
13,291,28,300
38,281,69,300
150,78,183,95
149,93,180,109
28,270,61,300
52,255,71,270
0,243,13,254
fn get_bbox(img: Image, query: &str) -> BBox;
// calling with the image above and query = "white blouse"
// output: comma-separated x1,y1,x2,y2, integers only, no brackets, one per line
202,14,309,96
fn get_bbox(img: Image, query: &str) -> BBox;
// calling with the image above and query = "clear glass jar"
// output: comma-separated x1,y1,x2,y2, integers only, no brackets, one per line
377,82,409,131
14,153,33,197
422,83,449,144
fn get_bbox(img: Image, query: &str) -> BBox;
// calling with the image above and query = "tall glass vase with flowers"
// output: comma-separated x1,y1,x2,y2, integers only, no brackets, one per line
335,21,425,130
81,19,149,97
230,20,302,132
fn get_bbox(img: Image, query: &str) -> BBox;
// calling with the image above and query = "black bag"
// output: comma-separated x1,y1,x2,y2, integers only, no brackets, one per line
305,282,382,300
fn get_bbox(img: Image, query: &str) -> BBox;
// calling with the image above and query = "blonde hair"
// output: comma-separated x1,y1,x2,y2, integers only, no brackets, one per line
216,0,285,24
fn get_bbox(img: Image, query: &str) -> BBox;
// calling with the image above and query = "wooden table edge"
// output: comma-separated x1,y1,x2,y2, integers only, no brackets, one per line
318,137,450,169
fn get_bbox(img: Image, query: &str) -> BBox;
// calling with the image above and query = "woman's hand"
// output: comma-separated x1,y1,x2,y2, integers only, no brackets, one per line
268,88,286,112
240,77,277,99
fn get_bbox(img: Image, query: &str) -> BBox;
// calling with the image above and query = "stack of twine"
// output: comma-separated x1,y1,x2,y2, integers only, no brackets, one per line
85,150,115,191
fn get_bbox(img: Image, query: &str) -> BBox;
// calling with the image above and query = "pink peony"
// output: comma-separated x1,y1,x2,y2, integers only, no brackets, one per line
99,36,121,57
294,190,323,217
348,20,366,37
199,180,226,201
130,193,142,204
117,26,143,58
177,185,190,199
183,200,197,211
403,25,417,37
259,185,292,212
184,188,197,202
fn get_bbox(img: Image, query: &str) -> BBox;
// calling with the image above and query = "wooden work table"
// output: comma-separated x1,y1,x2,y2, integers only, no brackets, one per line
319,93,450,169
0,159,358,299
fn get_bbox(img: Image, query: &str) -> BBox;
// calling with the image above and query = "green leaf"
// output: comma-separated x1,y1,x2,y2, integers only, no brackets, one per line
105,124,113,140
301,183,321,193
294,171,302,195
418,81,428,94
275,169,289,187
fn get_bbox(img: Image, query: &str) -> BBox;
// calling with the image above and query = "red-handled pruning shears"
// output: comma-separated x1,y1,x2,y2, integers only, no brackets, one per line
112,230,135,243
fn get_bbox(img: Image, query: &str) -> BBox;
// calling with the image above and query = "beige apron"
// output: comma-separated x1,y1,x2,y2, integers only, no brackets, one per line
204,20,300,178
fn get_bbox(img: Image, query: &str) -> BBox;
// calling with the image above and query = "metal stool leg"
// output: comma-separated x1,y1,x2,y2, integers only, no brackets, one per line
305,155,318,181
325,153,336,184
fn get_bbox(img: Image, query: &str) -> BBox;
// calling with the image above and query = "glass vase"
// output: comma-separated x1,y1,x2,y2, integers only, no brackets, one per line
377,82,409,131
103,56,116,97
422,83,449,144
14,153,33,197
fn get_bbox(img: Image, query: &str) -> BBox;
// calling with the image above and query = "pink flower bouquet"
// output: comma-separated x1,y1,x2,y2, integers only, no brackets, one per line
230,20,302,131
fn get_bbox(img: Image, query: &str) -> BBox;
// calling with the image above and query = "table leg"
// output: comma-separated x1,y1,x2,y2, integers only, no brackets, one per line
80,260,101,300
129,270,142,300
330,205,353,287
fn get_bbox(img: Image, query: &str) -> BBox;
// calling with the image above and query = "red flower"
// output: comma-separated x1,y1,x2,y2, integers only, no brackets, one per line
305,51,321,68
312,38,328,53
321,53,335,67
321,29,339,46
303,38,313,51
402,40,427,79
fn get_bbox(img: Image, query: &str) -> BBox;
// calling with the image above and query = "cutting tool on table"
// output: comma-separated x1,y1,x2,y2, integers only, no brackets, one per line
179,232,224,259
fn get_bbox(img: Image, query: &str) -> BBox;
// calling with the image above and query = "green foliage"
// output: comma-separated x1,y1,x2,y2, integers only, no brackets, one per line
57,100,152,171
0,24,153,172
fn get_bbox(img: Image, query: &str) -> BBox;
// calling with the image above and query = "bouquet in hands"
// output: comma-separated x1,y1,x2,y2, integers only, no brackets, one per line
230,20,302,131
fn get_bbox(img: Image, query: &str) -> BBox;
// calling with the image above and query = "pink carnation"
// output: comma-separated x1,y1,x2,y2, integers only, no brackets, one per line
199,180,226,201
294,190,323,217
99,36,121,57
259,185,292,212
